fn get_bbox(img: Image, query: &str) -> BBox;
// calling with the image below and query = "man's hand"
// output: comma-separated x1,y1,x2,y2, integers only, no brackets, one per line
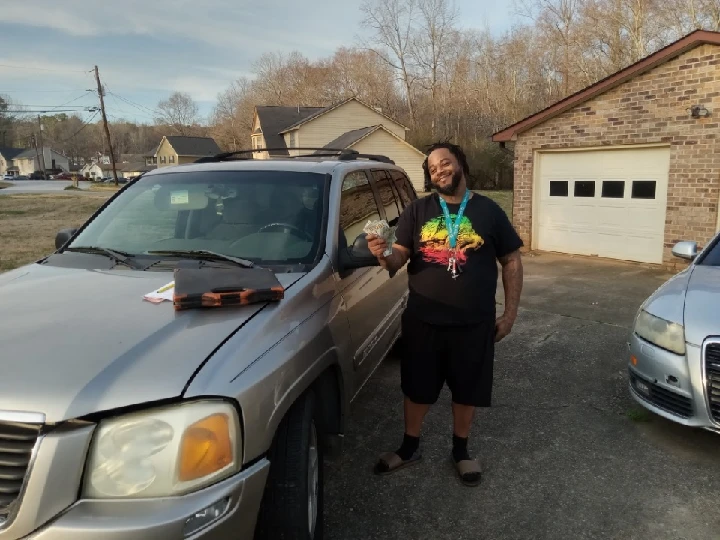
366,235,410,275
366,234,388,260
494,314,516,342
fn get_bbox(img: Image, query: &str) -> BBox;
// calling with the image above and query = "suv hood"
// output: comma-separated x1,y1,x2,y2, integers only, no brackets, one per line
0,264,301,423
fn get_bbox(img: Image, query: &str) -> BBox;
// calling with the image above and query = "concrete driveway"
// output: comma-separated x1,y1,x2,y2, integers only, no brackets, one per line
325,253,720,540
0,180,94,194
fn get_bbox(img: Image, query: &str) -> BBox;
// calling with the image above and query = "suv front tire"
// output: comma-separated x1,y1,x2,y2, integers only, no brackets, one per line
255,390,324,540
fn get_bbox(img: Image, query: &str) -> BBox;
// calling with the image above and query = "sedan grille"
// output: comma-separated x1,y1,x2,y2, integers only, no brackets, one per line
0,422,41,523
705,343,720,423
630,372,693,418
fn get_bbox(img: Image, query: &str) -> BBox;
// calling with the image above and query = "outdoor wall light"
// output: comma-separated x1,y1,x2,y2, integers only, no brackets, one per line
689,104,710,118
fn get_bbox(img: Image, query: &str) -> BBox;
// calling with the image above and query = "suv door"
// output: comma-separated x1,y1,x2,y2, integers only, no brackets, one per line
334,169,406,391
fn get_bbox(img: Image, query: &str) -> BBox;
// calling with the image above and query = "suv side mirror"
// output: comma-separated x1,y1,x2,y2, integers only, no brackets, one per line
339,233,380,271
672,240,698,261
55,228,78,249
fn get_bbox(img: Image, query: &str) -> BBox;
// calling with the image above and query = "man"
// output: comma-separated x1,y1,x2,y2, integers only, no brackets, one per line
367,142,524,487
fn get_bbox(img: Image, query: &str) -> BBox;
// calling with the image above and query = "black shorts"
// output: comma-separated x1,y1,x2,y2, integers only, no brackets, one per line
400,311,496,407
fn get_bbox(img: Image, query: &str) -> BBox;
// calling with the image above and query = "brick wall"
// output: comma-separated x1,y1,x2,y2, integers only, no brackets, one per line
513,43,720,266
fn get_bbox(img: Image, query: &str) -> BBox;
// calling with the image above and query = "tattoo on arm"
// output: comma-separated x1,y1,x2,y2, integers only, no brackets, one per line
499,250,523,318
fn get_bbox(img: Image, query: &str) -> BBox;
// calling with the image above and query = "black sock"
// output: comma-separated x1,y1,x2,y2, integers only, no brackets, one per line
396,433,420,460
452,434,470,463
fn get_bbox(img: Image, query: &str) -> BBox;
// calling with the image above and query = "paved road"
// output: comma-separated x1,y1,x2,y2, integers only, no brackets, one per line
0,180,94,194
324,253,720,540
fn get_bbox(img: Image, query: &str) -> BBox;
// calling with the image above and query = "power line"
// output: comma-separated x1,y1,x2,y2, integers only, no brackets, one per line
57,111,100,144
15,105,89,108
4,109,97,113
107,90,160,117
0,63,92,74
0,89,91,93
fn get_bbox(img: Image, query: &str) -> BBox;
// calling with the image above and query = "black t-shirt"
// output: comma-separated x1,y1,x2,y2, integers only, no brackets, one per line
394,192,523,326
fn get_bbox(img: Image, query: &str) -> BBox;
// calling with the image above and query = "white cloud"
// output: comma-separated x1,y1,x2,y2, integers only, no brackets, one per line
1,0,356,55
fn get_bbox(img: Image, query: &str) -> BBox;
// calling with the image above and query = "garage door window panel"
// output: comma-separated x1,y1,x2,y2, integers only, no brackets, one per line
602,181,625,198
632,181,656,199
574,181,596,198
549,181,568,197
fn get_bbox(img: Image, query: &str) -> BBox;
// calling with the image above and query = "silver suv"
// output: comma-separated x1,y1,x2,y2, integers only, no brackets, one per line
0,150,417,539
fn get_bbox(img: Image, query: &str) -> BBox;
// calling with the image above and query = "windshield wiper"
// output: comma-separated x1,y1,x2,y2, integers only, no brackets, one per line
146,249,255,268
65,246,146,270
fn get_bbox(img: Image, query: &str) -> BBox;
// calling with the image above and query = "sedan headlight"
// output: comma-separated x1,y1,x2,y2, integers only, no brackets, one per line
634,309,686,355
83,400,242,498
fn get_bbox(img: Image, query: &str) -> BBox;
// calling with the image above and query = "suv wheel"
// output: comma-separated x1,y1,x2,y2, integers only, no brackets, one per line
255,391,324,540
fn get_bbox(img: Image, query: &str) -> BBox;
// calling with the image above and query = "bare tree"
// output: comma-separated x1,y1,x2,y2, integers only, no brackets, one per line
211,77,258,151
155,92,200,136
411,0,459,138
359,0,420,127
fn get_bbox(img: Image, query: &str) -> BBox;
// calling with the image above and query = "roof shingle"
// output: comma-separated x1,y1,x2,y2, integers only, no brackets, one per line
316,126,380,152
165,136,222,157
0,147,25,161
254,106,325,155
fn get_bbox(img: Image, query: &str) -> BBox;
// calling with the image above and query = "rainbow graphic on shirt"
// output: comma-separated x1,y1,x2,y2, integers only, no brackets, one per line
419,215,485,266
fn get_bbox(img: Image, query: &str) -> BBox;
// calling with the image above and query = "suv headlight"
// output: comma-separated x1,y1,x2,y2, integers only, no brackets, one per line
83,400,242,498
634,309,686,355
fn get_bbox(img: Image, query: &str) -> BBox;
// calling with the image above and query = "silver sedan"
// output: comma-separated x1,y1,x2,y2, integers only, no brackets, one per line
628,235,720,435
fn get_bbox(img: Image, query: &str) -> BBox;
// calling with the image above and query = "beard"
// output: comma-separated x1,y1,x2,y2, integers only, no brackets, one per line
433,169,462,196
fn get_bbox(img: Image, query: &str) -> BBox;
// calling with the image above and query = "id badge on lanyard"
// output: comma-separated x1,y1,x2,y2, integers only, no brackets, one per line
439,190,470,279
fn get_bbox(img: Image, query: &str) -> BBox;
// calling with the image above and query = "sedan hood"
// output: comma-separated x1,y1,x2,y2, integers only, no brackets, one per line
640,268,691,326
683,266,720,346
0,264,301,422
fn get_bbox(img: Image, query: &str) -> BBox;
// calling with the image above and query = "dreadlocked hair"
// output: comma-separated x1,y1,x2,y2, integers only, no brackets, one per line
422,141,470,188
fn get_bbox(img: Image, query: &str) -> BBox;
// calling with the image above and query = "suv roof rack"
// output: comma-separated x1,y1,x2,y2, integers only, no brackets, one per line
194,147,395,165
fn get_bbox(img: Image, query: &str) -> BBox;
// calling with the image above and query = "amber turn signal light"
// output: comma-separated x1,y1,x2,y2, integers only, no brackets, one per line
178,413,233,482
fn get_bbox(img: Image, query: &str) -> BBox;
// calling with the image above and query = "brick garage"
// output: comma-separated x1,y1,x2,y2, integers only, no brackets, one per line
493,30,720,268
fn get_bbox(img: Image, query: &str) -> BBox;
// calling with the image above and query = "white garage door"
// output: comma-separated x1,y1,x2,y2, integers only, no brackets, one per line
536,147,670,264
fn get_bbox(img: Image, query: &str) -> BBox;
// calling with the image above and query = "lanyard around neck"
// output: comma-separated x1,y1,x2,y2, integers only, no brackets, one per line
438,189,470,249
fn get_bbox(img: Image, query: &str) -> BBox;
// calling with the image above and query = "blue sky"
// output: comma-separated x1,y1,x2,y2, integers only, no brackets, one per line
0,0,515,125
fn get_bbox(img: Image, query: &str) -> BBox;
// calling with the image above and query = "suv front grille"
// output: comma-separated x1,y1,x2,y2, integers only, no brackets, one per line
0,422,41,523
705,343,720,423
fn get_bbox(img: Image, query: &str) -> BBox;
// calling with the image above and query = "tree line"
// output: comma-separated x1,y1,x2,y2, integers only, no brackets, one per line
2,0,720,185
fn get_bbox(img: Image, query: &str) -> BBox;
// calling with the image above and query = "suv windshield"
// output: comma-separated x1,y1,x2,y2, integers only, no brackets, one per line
67,170,326,267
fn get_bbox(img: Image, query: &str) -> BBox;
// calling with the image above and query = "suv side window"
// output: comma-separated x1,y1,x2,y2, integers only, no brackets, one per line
391,170,415,208
371,170,402,226
339,170,382,249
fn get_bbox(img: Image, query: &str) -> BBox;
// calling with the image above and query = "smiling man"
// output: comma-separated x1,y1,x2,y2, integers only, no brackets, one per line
367,141,524,487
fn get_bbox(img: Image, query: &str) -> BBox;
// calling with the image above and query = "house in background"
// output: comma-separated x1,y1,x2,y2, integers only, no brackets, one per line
0,148,25,176
493,29,720,267
251,97,427,193
144,149,158,167
119,153,156,178
80,162,114,179
12,147,70,176
154,136,222,167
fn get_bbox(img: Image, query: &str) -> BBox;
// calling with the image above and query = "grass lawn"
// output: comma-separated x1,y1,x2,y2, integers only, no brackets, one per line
89,184,122,192
0,182,12,189
0,193,111,272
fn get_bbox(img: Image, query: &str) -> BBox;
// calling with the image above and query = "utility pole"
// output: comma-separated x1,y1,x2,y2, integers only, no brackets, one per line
36,115,47,176
32,133,41,175
94,65,119,186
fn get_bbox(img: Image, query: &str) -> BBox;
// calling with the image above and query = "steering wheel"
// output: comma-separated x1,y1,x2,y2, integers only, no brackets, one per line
258,222,313,242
